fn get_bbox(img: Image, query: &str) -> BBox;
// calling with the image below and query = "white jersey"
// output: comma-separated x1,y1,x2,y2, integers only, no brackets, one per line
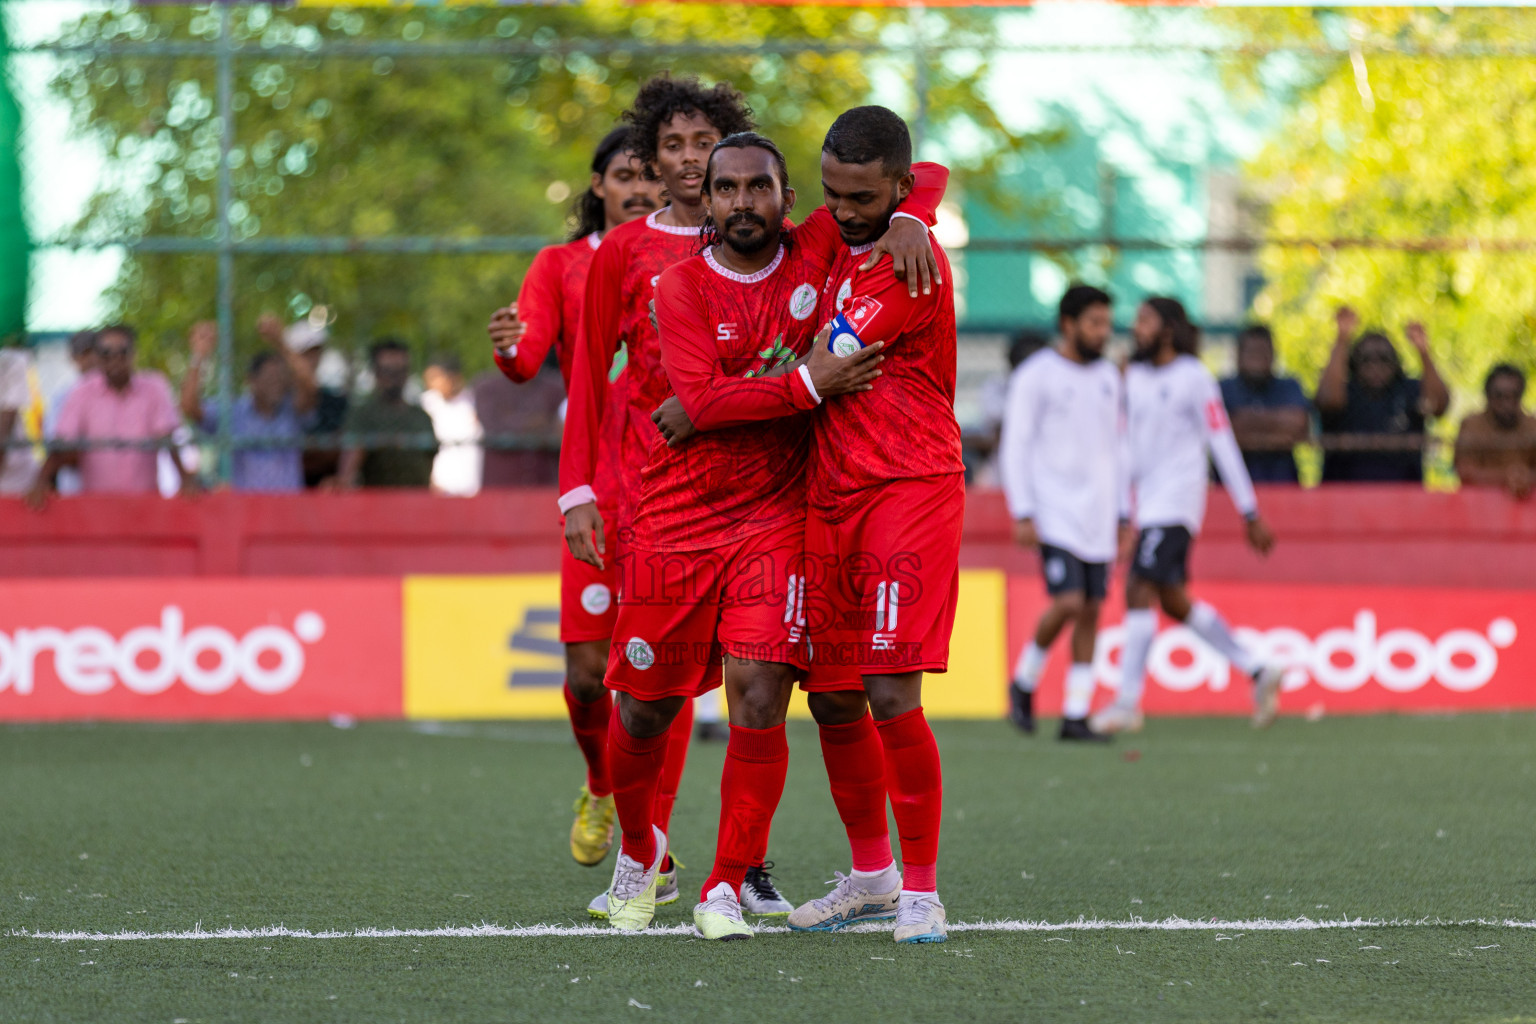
1125,354,1257,534
1000,347,1127,563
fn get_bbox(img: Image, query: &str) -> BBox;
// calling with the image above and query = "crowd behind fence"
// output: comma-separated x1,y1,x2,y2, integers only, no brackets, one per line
2,305,1532,505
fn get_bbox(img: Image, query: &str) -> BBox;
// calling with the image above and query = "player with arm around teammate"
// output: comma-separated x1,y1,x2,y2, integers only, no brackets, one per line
484,127,660,871
601,132,943,938
1096,297,1284,735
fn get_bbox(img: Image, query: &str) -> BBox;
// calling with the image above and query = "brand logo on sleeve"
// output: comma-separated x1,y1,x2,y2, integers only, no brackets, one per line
789,283,818,320
845,296,882,329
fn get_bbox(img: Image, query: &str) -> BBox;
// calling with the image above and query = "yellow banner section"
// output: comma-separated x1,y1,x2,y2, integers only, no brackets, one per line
404,571,1006,720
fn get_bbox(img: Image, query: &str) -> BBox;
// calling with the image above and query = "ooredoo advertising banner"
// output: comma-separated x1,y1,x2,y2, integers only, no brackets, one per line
1008,579,1535,717
0,580,403,721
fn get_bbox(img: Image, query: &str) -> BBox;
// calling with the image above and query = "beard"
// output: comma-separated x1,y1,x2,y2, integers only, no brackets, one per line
837,191,902,247
1071,337,1104,363
1130,341,1158,363
723,212,772,256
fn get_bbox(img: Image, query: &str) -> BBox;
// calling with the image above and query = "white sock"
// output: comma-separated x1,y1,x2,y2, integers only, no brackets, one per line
853,863,900,894
1062,662,1096,720
1117,609,1157,711
1012,641,1049,692
1186,600,1261,677
694,689,722,724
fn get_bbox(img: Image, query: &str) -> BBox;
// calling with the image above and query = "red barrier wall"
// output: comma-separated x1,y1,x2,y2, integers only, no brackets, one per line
1,486,1533,586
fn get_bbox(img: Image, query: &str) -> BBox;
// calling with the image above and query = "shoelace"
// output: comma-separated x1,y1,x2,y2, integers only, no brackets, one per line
700,887,744,922
744,863,783,899
612,853,651,901
808,872,863,913
896,892,941,925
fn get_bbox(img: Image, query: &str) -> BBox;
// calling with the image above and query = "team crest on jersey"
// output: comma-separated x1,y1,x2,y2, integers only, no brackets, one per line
580,584,612,616
625,637,655,671
789,283,818,321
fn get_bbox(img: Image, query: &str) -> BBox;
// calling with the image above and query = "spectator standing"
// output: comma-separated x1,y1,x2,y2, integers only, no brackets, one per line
1219,325,1311,484
44,330,97,496
1316,308,1449,483
281,313,350,488
1454,364,1536,499
472,348,563,487
179,318,317,492
27,324,197,506
335,339,435,489
0,340,38,495
421,352,483,497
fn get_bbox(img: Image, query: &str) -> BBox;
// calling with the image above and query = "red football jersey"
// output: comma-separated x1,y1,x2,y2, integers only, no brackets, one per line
493,232,600,387
560,211,701,530
811,234,964,519
633,223,843,552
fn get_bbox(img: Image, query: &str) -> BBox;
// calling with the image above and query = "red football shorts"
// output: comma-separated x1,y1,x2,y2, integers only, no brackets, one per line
801,473,964,685
603,519,805,702
560,541,620,645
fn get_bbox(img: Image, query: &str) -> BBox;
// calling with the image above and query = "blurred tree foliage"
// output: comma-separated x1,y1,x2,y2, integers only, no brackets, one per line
1218,8,1536,424
51,1,1036,378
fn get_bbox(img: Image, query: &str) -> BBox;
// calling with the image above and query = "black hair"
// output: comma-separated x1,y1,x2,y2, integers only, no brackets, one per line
1346,330,1403,385
1008,329,1050,370
1145,296,1200,357
248,350,281,377
369,337,412,365
97,323,138,347
427,351,462,375
622,74,754,169
1485,362,1526,397
68,329,98,358
570,126,634,242
822,105,912,177
1058,284,1112,324
699,132,792,253
1237,324,1274,351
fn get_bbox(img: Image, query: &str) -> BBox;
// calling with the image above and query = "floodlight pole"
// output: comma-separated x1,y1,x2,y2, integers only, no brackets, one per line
214,3,235,485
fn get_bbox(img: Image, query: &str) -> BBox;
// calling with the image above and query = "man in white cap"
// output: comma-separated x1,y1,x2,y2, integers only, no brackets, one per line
277,310,350,487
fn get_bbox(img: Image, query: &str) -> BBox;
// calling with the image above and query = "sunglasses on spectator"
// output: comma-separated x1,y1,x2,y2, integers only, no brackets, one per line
97,346,132,358
1358,351,1395,365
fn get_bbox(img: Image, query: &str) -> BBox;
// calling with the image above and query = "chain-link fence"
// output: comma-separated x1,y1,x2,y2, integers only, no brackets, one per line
7,2,1533,492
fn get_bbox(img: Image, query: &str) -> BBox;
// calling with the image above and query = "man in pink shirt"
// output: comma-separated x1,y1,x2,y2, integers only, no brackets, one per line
27,324,196,507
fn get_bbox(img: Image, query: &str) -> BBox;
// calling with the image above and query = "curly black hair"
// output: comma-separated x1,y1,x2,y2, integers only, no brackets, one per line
622,73,754,169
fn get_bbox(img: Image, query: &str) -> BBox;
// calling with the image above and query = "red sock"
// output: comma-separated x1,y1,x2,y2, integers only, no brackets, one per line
652,697,693,843
606,705,668,865
875,707,942,892
818,714,894,872
701,724,789,901
563,683,612,798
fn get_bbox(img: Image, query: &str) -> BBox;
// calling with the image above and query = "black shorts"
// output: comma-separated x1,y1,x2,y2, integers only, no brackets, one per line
1039,544,1108,601
1130,525,1193,587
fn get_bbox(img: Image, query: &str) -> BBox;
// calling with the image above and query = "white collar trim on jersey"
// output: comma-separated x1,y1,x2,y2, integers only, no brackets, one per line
646,208,702,237
703,244,785,284
585,231,601,250
847,242,875,256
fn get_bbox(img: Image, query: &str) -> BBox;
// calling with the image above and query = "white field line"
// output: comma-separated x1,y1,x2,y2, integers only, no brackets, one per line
11,917,1536,942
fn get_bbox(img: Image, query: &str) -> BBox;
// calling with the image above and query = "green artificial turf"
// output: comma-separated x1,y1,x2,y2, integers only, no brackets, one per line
2,715,1534,1023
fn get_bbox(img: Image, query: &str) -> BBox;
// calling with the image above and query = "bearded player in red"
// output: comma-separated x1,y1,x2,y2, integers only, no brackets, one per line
558,75,772,918
783,106,965,945
603,133,944,938
486,127,659,870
